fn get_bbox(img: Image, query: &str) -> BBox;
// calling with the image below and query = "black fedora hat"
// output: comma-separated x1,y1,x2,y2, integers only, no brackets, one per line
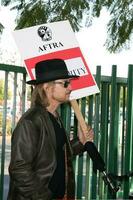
27,58,79,85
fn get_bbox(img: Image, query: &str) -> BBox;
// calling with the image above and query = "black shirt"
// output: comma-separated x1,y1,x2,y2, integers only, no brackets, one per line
48,112,66,198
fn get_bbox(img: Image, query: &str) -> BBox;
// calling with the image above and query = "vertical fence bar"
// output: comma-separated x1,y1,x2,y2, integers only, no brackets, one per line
91,66,101,200
76,154,83,199
107,65,117,199
94,66,101,147
123,65,133,199
115,84,120,177
81,97,87,198
121,86,126,176
21,73,26,115
100,81,110,199
60,104,70,131
70,101,78,193
130,67,133,196
100,81,109,164
85,95,94,200
0,71,8,200
11,72,17,132
76,98,86,198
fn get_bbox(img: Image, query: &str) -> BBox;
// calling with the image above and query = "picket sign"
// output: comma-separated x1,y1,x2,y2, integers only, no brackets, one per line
13,20,99,134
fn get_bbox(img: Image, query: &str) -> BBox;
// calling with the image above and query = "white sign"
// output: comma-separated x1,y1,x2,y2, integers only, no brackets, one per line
13,20,100,100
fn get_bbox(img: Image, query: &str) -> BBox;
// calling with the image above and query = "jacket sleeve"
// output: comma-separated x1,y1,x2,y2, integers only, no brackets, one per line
70,137,85,156
9,119,41,198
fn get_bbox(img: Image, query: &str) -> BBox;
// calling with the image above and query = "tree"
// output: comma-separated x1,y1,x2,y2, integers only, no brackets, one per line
2,0,133,52
0,79,4,102
0,5,5,35
0,23,4,35
0,79,12,102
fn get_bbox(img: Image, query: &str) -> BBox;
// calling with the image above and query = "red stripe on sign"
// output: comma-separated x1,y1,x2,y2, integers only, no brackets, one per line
71,75,95,91
24,47,91,79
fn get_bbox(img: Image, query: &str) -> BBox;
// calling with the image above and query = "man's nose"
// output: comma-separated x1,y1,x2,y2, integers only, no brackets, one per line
68,83,72,91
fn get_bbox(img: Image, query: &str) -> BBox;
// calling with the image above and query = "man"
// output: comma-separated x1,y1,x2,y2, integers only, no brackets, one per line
8,58,93,200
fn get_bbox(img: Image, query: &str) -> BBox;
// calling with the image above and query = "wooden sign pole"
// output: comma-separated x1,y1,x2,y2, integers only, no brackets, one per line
70,99,90,134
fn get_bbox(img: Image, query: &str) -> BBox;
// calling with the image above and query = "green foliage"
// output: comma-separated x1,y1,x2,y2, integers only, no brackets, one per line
27,85,32,101
0,79,12,101
103,0,133,52
0,112,2,135
0,23,4,34
0,79,4,101
1,0,133,52
15,2,50,29
0,112,12,136
13,0,90,32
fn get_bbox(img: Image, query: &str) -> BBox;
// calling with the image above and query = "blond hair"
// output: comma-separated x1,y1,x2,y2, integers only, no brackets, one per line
30,84,49,108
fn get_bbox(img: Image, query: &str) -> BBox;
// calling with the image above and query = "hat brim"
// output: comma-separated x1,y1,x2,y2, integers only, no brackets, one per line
26,74,79,85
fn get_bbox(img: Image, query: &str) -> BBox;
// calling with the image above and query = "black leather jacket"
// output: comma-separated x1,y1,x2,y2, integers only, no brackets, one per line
7,105,84,200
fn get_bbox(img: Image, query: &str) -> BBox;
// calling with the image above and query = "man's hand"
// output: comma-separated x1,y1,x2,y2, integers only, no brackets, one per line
78,124,94,145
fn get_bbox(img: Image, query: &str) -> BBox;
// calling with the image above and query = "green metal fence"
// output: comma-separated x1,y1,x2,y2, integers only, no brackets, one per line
0,63,133,200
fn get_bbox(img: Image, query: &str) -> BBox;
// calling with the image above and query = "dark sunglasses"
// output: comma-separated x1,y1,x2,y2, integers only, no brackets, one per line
53,80,71,88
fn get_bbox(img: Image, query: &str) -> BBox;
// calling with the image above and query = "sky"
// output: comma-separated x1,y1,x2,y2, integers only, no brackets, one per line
0,6,133,78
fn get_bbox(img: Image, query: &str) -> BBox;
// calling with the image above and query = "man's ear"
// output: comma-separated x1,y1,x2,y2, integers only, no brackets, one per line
43,83,50,91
